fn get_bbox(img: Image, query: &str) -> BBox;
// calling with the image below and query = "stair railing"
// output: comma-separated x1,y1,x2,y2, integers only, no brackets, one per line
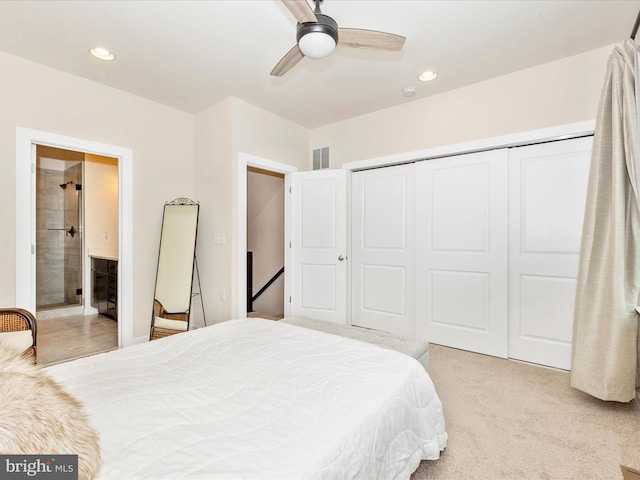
247,251,284,312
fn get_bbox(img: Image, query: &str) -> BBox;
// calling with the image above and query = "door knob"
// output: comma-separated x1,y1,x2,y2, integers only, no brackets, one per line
338,255,345,261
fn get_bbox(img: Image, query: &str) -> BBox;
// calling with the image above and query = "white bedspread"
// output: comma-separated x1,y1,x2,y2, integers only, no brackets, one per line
47,318,447,479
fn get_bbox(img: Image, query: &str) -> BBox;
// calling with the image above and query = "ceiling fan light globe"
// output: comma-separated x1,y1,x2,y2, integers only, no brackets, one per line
299,32,336,59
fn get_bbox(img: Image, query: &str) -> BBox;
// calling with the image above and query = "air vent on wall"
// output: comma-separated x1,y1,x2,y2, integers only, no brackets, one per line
313,147,330,170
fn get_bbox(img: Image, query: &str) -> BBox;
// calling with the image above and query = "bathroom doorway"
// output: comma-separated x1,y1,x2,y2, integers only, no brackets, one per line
35,145,119,318
34,145,119,364
16,127,134,349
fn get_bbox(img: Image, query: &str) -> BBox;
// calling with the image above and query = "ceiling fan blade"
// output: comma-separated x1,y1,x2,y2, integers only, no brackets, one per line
338,28,406,51
282,0,317,24
270,45,305,77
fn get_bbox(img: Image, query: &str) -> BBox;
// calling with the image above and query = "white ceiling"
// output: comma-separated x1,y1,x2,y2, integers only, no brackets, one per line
0,0,638,128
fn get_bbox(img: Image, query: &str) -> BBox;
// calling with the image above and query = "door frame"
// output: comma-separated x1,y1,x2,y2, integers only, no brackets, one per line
236,153,297,318
15,127,134,347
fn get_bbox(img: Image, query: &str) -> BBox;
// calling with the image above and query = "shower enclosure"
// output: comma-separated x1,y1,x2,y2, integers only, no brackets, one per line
36,156,84,315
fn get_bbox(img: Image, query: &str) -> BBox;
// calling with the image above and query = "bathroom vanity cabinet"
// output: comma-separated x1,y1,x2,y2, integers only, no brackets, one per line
91,256,118,321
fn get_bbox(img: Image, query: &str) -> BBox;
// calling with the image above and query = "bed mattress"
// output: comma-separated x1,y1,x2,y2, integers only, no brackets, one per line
47,318,447,479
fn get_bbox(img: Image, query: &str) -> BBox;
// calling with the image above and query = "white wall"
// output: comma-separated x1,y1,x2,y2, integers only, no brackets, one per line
193,98,234,328
195,97,310,323
311,45,612,166
84,154,119,258
0,50,194,339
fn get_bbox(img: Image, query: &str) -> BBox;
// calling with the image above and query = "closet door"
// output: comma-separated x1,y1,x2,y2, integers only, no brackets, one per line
508,136,592,370
351,164,415,335
290,169,348,324
415,149,509,357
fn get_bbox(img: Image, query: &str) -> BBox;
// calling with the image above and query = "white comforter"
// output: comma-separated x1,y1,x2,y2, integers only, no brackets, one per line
47,318,447,479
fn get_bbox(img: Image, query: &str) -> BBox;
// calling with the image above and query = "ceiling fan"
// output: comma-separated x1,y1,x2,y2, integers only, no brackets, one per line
270,0,406,77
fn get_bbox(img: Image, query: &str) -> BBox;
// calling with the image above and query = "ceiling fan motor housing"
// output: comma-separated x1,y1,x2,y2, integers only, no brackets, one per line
296,13,338,45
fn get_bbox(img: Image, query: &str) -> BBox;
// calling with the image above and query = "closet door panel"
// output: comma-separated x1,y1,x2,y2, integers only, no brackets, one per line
361,264,406,316
416,149,509,357
351,164,415,335
518,275,576,343
431,163,490,253
430,270,490,332
520,153,586,253
508,136,592,370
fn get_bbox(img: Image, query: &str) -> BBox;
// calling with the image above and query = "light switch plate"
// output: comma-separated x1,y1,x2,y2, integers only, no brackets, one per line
213,233,225,245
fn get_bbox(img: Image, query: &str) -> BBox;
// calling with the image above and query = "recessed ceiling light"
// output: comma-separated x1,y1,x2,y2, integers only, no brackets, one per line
90,47,115,61
418,70,437,82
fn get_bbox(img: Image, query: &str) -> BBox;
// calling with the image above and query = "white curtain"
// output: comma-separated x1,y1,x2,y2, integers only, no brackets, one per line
571,38,640,403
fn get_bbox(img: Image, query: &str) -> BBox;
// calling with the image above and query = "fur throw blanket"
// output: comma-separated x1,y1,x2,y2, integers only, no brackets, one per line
0,348,101,479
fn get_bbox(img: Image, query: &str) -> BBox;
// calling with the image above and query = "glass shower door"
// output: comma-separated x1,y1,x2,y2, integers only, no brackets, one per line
36,158,83,312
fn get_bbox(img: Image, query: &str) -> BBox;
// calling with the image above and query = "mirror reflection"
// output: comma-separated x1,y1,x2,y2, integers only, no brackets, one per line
150,198,199,340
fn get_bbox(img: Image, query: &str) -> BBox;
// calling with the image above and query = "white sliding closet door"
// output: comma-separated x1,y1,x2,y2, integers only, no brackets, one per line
508,136,592,370
351,164,415,335
290,169,348,324
416,149,509,357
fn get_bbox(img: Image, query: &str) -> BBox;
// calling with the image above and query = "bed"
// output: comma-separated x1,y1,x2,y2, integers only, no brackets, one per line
46,317,447,479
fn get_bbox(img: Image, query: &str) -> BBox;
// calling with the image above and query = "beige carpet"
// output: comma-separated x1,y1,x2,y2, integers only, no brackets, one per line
411,344,640,480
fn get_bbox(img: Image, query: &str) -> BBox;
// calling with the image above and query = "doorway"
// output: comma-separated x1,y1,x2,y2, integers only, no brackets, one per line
34,145,119,363
16,127,134,349
246,167,285,319
236,153,297,319
35,145,119,317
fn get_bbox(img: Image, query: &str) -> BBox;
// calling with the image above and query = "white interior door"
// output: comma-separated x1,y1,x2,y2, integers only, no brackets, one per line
416,149,509,357
290,169,347,323
351,164,415,335
508,136,592,370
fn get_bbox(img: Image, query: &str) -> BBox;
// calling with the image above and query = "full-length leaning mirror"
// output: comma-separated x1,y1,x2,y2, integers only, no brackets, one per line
149,198,200,340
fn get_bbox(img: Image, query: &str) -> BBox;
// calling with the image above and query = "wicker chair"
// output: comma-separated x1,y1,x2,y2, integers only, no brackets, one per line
0,308,37,363
149,299,188,341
